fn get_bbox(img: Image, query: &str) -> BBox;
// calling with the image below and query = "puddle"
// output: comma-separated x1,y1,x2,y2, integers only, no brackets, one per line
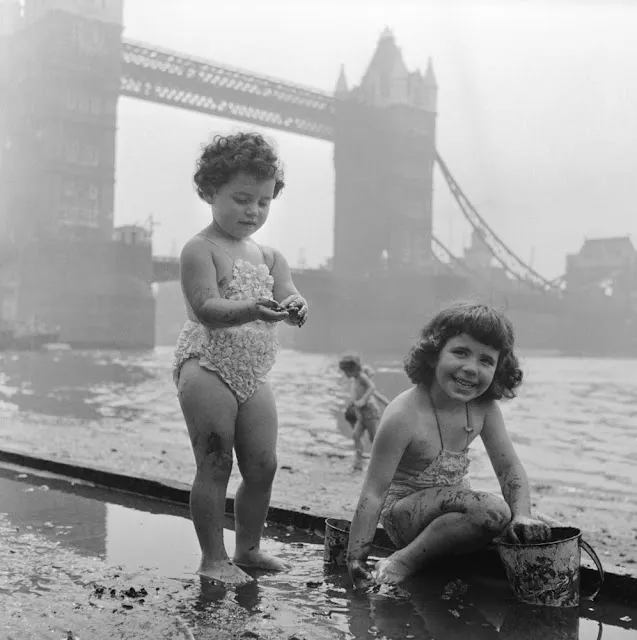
0,465,635,640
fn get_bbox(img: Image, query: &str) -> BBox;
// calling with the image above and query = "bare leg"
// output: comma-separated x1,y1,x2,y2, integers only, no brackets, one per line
351,420,364,470
233,381,290,572
366,417,380,443
375,487,511,584
177,360,252,585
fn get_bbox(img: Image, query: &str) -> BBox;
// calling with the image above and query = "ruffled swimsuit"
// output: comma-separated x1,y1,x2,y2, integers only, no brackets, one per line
380,400,472,548
172,237,280,404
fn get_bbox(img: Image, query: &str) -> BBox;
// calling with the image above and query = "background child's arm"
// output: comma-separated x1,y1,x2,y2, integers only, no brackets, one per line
354,372,375,408
181,239,287,328
373,390,390,406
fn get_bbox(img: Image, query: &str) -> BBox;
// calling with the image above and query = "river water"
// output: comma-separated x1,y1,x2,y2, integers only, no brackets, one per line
1,346,635,512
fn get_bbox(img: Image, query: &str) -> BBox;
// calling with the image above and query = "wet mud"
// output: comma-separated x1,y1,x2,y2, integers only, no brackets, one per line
1,467,636,640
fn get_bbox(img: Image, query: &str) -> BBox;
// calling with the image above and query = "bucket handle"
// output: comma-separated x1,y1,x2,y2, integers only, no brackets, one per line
580,538,605,601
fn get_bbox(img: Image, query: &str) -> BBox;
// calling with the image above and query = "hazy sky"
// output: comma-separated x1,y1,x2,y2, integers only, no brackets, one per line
114,0,637,278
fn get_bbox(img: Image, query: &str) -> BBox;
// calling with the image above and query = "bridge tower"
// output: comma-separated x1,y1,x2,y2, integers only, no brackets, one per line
0,1,154,348
333,28,438,277
0,0,123,244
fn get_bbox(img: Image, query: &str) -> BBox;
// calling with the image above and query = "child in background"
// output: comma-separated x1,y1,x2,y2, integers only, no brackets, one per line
339,354,389,470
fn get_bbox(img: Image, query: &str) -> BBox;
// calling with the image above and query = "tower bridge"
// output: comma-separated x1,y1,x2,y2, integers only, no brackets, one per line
1,0,631,354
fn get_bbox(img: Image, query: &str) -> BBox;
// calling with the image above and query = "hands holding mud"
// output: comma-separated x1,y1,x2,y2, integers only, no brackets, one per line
504,515,551,544
280,294,308,327
254,295,307,326
254,298,290,322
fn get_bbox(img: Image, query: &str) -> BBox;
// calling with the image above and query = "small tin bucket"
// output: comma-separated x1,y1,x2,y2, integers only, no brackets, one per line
323,518,350,566
495,526,604,607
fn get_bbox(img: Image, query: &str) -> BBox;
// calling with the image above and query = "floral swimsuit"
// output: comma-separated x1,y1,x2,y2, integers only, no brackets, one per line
172,238,280,404
380,401,472,548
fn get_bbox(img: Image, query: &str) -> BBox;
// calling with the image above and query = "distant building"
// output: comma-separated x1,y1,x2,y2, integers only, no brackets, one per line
566,236,636,292
463,229,494,271
462,229,513,290
113,224,152,246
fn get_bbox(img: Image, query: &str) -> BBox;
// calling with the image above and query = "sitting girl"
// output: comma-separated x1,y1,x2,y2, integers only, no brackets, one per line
347,302,550,587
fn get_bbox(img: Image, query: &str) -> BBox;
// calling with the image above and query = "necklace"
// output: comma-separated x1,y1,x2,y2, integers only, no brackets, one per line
463,399,474,433
428,389,474,434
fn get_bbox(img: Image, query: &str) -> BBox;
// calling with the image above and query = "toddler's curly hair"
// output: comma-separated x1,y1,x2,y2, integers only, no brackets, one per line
338,353,362,374
404,302,523,400
194,132,285,201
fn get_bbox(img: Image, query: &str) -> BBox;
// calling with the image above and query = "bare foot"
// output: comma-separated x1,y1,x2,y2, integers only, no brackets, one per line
234,549,292,572
373,556,413,585
198,558,254,585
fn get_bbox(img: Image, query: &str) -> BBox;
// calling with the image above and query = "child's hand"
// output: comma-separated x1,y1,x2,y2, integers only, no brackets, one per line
280,294,308,327
254,298,289,323
348,559,374,590
505,515,551,544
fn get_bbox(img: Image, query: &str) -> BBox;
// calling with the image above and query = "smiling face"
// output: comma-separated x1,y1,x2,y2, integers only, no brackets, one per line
208,171,275,240
431,333,500,403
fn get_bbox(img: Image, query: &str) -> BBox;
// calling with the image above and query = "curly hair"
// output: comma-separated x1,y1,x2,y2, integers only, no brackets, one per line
403,302,523,401
193,132,285,202
338,353,362,374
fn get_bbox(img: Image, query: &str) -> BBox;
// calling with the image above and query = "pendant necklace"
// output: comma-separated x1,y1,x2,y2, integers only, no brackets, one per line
464,402,474,434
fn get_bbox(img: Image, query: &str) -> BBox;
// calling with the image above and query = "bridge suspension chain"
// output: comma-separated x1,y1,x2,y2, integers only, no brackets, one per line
432,235,478,278
432,235,497,289
434,152,560,294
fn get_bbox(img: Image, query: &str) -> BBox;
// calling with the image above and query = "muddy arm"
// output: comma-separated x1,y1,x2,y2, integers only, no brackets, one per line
180,239,257,328
480,402,532,517
347,410,411,565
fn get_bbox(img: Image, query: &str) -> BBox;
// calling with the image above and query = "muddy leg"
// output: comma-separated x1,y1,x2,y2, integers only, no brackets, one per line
375,488,511,584
233,381,290,572
178,360,252,585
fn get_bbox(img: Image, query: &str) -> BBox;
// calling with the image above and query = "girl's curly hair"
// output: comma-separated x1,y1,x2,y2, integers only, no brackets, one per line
404,302,523,401
193,132,285,201
338,353,362,374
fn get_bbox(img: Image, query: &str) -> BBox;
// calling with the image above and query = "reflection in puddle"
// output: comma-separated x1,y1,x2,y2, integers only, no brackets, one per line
0,468,635,640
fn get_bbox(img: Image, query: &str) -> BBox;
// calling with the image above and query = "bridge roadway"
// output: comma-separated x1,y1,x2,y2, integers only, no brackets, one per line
121,39,335,142
151,255,566,316
152,255,348,305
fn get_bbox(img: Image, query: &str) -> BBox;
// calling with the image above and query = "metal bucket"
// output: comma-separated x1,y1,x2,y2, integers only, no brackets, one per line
323,518,350,566
495,526,604,607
